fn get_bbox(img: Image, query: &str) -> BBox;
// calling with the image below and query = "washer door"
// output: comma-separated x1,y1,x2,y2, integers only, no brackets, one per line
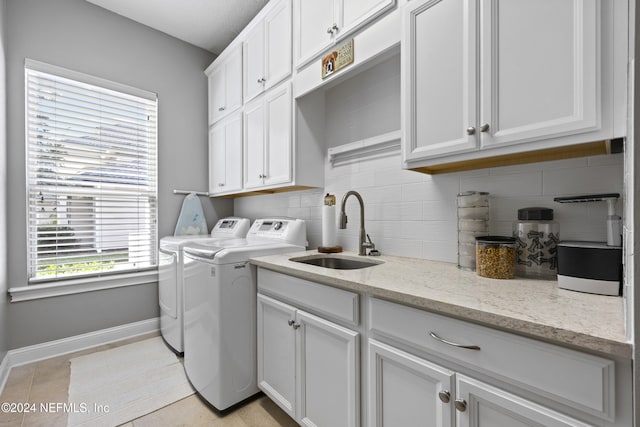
159,249,178,318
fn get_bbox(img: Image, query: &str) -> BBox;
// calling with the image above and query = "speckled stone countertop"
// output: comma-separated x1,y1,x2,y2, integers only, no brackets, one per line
251,250,631,358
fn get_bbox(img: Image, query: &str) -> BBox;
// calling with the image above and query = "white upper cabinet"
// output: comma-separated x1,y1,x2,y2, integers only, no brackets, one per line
243,82,292,190
209,111,243,196
402,0,627,170
207,44,242,125
294,0,395,68
243,0,292,103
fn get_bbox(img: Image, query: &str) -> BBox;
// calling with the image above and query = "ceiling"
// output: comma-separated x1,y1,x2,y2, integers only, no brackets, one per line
86,0,270,55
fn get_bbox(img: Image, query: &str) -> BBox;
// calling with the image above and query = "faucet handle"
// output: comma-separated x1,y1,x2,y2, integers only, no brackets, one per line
365,234,381,256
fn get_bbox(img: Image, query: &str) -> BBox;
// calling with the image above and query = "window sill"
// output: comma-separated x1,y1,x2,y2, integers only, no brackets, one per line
8,270,159,302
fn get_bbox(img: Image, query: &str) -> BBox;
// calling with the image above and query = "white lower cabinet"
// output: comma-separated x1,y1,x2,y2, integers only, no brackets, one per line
368,339,592,427
257,293,360,427
256,269,630,427
368,339,454,427
367,296,626,427
455,375,592,427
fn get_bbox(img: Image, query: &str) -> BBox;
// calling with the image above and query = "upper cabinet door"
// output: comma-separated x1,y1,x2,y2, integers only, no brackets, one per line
209,112,243,195
209,44,243,124
225,45,243,115
403,0,478,161
244,21,266,104
209,125,226,194
243,98,266,189
264,83,292,186
264,0,292,91
208,65,226,125
294,0,336,67
223,113,243,193
479,0,600,149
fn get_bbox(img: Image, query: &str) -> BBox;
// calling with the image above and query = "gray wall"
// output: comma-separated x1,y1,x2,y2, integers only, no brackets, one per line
0,0,8,361
5,0,232,349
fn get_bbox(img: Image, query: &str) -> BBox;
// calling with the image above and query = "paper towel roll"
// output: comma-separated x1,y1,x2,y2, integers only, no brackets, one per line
322,205,336,247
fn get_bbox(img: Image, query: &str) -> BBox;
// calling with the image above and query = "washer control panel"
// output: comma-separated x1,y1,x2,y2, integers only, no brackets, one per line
248,218,307,247
210,217,250,238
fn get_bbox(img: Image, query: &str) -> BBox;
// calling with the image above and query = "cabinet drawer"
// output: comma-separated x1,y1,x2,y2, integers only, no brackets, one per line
258,268,359,326
369,298,615,421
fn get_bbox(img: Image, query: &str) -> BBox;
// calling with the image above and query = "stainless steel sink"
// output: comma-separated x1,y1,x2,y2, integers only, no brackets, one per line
290,255,383,270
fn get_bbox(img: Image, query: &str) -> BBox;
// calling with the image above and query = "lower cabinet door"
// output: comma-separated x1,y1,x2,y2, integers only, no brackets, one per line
297,310,360,427
455,375,592,427
368,339,455,427
257,294,297,419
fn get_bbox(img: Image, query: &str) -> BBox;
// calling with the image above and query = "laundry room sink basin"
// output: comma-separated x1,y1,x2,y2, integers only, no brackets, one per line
290,255,383,270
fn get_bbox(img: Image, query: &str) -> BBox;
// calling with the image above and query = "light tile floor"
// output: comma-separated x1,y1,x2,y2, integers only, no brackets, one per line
0,333,297,427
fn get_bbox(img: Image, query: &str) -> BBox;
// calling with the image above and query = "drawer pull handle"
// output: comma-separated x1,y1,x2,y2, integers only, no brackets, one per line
429,331,480,351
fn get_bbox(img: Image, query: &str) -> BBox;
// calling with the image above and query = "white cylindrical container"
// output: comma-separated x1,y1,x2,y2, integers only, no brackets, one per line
322,194,337,247
457,191,489,271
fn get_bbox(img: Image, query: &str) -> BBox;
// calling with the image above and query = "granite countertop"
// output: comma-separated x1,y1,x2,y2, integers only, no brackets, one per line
251,250,631,358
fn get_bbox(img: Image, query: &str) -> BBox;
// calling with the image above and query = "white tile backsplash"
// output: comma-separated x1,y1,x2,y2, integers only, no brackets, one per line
233,55,624,264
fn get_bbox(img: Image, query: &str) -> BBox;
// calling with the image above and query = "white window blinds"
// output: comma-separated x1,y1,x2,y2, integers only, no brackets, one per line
25,60,158,282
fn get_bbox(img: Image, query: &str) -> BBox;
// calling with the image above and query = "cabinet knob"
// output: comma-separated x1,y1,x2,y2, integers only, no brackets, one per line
480,123,490,132
218,183,225,187
327,26,334,34
257,77,266,84
287,319,301,329
332,23,339,32
438,390,450,403
454,399,467,412
466,127,476,135
218,106,225,112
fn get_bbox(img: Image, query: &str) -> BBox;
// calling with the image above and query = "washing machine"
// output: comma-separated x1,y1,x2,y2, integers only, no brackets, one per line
182,218,307,411
158,217,250,354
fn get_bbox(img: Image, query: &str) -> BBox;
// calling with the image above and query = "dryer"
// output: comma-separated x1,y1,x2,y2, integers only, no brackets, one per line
182,218,307,410
159,217,250,353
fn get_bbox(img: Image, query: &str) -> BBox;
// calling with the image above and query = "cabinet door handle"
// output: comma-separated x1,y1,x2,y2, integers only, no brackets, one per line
287,319,300,329
332,23,339,32
429,331,480,350
454,399,467,412
218,106,225,112
218,183,225,187
480,123,490,132
327,26,334,34
257,77,266,84
438,390,450,403
466,126,476,135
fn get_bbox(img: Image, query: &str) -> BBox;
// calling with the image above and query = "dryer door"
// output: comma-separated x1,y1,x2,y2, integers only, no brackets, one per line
159,249,178,318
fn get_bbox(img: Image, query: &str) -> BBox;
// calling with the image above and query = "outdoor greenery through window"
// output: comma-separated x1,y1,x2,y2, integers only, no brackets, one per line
25,59,158,282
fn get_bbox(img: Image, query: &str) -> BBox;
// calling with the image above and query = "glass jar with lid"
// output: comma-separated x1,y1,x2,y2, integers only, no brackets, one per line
476,236,517,279
512,207,559,279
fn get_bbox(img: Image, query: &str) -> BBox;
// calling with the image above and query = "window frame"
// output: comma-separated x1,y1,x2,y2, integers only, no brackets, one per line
24,59,159,285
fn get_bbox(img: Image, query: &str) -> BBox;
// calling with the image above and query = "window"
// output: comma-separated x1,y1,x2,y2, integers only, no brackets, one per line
25,59,158,283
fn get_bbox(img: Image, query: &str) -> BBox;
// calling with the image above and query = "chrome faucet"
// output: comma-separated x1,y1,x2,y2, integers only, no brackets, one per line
339,190,378,256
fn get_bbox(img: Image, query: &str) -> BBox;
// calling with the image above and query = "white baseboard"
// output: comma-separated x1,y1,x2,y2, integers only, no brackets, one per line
6,317,159,371
0,352,10,395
